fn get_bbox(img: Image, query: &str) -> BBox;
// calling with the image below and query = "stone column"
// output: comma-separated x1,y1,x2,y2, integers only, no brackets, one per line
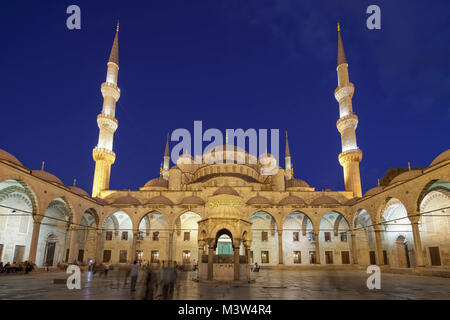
207,241,214,280
197,244,204,279
95,230,102,263
68,227,78,263
410,219,425,267
168,231,174,263
246,246,251,281
130,232,138,263
374,229,384,265
278,231,283,265
28,220,41,264
314,232,321,265
234,245,240,281
350,231,358,265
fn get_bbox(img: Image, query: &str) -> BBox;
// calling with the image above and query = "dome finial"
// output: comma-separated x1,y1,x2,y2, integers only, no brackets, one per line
41,161,45,171
116,20,119,33
73,178,77,187
337,21,340,32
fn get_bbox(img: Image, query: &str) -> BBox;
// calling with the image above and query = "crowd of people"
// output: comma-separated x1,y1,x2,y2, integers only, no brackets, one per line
0,257,191,299
142,260,181,300
0,261,35,274
80,259,184,299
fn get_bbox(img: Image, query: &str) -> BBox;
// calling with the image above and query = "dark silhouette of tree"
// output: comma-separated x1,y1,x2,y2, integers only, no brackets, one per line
379,166,423,187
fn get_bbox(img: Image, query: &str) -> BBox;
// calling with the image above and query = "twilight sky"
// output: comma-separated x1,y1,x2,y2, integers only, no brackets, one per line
1,0,449,194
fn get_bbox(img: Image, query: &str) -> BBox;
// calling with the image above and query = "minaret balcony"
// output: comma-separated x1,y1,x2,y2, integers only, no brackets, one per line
334,82,354,102
338,149,362,165
92,147,116,164
101,82,121,101
97,114,118,132
336,113,358,133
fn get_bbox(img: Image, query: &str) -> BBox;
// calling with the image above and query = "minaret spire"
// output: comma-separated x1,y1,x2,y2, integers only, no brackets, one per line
285,131,293,179
162,133,170,180
334,23,362,197
92,23,122,197
108,21,119,65
164,133,170,157
337,22,347,67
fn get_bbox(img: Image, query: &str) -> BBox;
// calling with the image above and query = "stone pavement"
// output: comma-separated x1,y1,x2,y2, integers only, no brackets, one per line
0,269,449,300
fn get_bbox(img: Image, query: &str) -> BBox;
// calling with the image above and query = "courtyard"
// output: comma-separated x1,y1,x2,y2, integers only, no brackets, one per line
0,269,449,300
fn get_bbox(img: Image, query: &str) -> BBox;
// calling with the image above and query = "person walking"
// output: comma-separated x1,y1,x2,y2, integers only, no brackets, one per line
169,261,178,299
162,261,171,299
104,261,110,277
143,264,159,300
130,260,139,292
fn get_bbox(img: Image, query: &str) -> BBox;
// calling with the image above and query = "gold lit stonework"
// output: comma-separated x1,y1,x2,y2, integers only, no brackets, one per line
209,200,242,208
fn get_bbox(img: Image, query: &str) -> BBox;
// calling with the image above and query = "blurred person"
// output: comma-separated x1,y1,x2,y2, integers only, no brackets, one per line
130,260,139,292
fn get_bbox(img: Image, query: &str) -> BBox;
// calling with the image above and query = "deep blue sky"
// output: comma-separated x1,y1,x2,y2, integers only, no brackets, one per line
1,0,449,194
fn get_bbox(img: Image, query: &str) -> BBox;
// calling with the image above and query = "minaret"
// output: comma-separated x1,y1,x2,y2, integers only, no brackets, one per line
334,23,362,197
92,22,121,197
285,131,293,180
162,133,170,180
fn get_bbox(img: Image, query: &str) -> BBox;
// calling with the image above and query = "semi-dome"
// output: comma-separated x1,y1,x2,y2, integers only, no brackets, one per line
247,195,272,205
31,170,63,185
389,169,422,185
286,178,310,188
69,186,89,197
430,149,450,167
111,195,141,205
180,195,205,205
0,149,23,167
144,177,168,188
364,186,384,197
146,195,173,205
278,195,306,206
310,195,340,206
213,186,239,197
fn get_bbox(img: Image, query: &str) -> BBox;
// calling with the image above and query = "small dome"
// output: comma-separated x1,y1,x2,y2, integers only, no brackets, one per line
247,196,272,205
364,186,384,197
344,197,361,206
111,195,141,205
213,186,239,197
310,195,340,206
180,196,205,205
430,149,450,167
144,177,168,188
389,169,422,185
0,149,23,166
146,195,173,205
69,186,89,197
286,178,310,188
177,153,195,165
278,195,306,206
31,170,63,185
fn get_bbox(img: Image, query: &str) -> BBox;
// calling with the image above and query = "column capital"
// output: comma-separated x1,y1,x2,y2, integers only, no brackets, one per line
407,214,421,224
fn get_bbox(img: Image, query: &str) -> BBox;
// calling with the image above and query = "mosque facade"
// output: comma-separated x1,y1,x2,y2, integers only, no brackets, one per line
0,24,449,281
